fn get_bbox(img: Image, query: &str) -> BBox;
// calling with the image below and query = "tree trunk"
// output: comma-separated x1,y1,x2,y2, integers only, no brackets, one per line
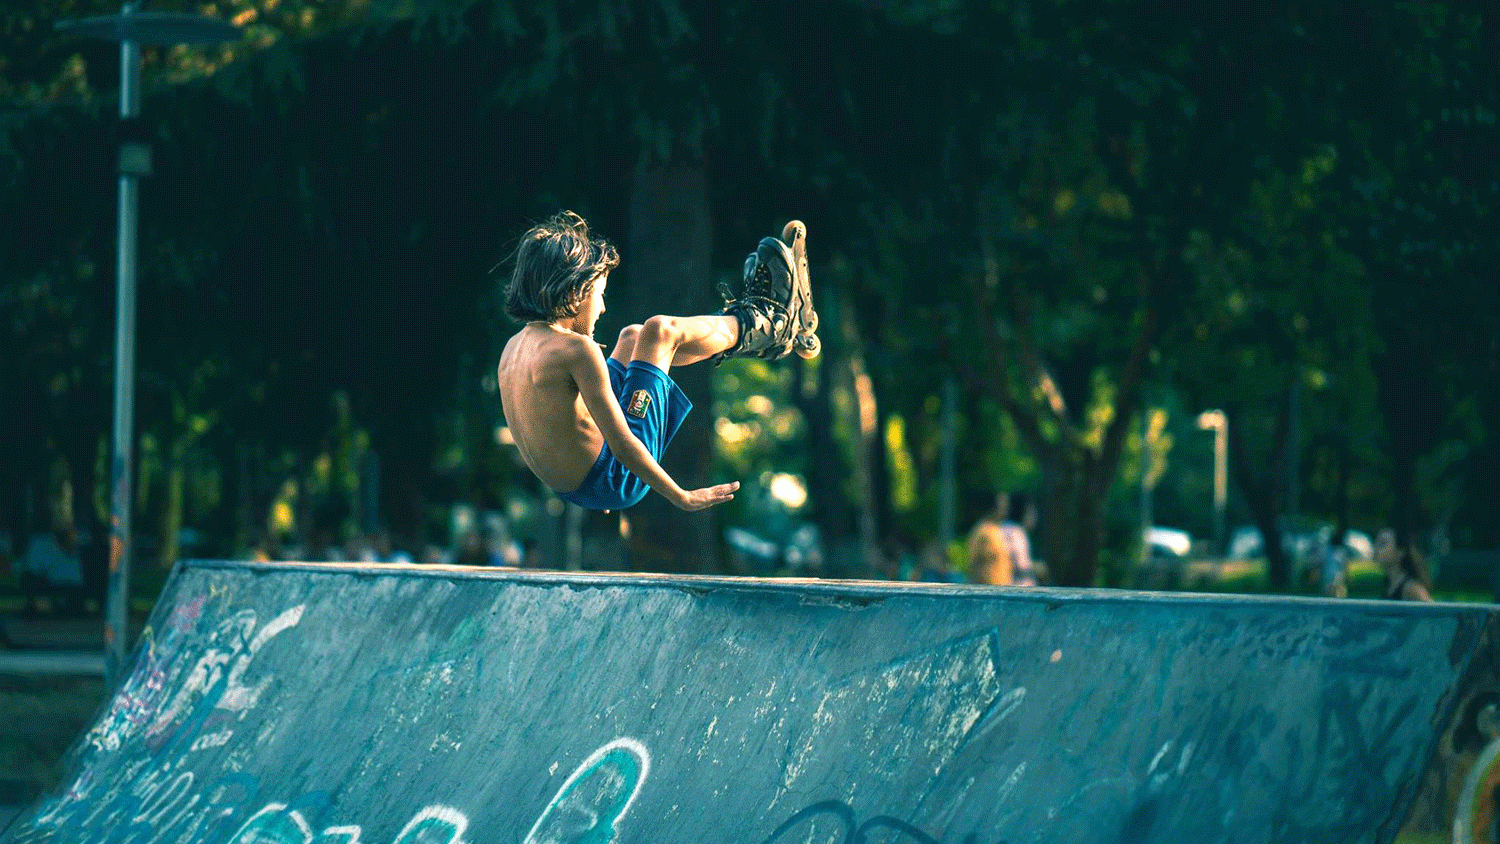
156,393,192,569
870,403,895,552
158,457,185,570
1061,455,1116,588
1373,329,1438,547
996,373,1151,588
862,302,895,554
1227,410,1293,590
1333,434,1351,539
621,163,720,573
234,443,254,552
380,449,431,550
1066,497,1107,588
61,425,105,599
935,378,957,552
1040,454,1110,588
791,294,853,558
842,311,882,573
1389,447,1419,547
1031,457,1062,585
1381,354,1424,545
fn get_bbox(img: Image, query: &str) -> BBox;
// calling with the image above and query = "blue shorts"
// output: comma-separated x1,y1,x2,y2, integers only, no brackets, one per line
557,358,693,511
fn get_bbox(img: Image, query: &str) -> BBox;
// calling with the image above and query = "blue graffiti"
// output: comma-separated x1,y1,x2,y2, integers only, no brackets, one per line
762,800,1006,844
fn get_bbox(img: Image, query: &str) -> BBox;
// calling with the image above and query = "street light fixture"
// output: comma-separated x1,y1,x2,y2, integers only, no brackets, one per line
1197,409,1229,557
56,2,239,687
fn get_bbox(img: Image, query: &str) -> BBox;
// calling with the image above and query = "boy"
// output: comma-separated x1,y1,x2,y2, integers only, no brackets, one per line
497,211,818,513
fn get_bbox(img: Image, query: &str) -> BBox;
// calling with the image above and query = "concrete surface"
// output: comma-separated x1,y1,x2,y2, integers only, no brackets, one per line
3,559,1499,843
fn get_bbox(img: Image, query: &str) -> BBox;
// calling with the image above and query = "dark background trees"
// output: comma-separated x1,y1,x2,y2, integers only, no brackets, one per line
2,0,1496,590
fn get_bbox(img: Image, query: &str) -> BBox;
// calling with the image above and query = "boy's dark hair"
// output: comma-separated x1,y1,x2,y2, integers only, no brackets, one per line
503,210,620,323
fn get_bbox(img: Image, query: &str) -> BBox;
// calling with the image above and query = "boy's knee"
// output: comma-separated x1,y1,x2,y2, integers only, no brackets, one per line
618,324,643,347
639,315,678,346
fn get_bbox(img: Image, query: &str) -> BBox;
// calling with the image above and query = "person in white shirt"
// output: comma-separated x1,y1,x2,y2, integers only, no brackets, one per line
1000,493,1039,587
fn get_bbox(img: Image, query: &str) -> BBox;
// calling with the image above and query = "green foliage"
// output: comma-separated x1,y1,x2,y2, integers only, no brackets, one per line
1,0,1495,579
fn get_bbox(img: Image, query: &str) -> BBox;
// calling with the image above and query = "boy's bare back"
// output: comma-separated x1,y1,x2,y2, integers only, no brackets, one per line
497,324,606,493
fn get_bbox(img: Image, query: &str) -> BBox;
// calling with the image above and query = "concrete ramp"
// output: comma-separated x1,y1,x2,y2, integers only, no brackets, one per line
3,559,1498,843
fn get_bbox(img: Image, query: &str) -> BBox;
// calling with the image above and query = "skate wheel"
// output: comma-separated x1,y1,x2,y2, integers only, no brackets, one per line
782,220,806,245
794,333,820,359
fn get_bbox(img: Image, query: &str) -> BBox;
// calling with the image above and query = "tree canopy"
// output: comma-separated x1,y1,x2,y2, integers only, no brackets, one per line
3,0,1496,589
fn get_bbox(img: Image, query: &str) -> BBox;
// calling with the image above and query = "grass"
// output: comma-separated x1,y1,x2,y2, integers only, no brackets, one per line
1167,558,1493,604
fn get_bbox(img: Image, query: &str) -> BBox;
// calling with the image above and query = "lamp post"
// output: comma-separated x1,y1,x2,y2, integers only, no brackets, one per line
56,4,239,687
1139,408,1153,565
1197,409,1228,557
936,377,957,554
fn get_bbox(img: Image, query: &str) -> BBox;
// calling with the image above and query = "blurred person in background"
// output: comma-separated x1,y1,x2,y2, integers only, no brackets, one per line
1000,493,1040,587
1320,527,1351,598
245,530,280,562
342,532,371,563
369,528,413,564
482,513,523,567
917,539,963,584
1375,527,1433,602
306,527,345,562
453,528,488,566
19,519,84,614
966,492,1013,586
881,529,919,581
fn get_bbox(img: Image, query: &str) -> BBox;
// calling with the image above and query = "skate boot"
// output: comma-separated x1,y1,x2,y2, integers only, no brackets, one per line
714,220,820,362
778,220,820,359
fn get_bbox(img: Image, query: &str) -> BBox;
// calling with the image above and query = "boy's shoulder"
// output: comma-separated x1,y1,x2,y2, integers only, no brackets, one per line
513,322,600,352
507,324,602,364
547,329,606,363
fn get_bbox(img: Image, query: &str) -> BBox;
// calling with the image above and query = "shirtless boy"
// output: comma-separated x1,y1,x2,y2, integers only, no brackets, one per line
497,211,818,513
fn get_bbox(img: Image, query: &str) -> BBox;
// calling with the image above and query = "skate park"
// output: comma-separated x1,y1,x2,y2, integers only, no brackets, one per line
5,2,1500,843
4,560,1500,843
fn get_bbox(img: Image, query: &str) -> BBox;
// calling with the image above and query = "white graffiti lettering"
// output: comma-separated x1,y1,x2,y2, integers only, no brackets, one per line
523,737,650,844
226,803,469,844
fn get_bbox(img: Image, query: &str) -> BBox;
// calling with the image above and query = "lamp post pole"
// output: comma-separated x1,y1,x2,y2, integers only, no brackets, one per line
936,377,957,554
1198,410,1229,557
55,4,239,687
104,1,142,688
1139,409,1153,565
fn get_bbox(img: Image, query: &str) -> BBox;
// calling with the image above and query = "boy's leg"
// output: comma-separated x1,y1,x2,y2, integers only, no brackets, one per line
617,220,817,372
608,324,642,365
630,314,740,372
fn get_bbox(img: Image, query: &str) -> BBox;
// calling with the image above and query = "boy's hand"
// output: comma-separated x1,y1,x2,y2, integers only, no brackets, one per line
672,481,740,512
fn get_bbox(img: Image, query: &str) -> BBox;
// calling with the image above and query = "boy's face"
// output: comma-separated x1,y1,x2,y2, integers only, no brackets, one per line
574,272,608,336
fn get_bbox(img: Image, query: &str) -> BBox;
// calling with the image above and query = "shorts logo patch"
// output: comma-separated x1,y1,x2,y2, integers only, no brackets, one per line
626,390,652,419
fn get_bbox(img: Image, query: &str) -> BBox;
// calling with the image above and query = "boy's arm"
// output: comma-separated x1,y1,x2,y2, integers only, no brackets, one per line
568,339,738,512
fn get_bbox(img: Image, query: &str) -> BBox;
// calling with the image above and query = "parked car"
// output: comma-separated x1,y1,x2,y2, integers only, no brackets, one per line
725,523,823,577
1146,526,1193,559
1133,526,1194,590
1229,524,1371,562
